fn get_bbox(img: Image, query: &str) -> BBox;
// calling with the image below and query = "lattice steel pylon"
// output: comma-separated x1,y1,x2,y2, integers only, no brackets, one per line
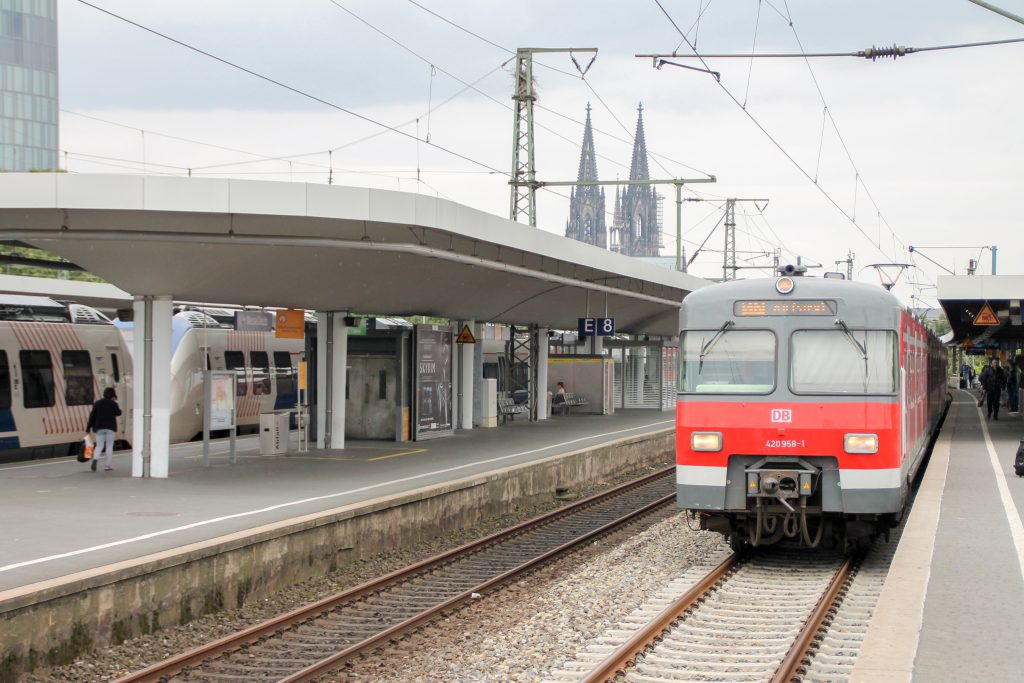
510,48,597,226
723,198,737,280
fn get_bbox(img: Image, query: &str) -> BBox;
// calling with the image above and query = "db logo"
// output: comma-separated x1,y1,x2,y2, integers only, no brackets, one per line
771,409,792,423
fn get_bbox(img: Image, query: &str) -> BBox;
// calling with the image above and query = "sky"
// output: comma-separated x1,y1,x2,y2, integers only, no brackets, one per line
58,0,1024,309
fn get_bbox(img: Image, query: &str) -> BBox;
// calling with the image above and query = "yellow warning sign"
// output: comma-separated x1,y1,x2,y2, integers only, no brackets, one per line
973,303,999,326
456,325,476,344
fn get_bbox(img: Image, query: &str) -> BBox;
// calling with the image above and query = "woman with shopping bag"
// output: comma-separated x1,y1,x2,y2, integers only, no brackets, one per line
86,388,122,472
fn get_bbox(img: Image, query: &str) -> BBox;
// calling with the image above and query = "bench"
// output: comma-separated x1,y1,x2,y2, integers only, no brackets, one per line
553,392,588,415
498,397,528,424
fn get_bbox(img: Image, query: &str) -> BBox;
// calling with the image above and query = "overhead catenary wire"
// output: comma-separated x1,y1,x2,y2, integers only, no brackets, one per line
400,0,715,180
74,0,510,177
649,0,902,265
635,35,1024,59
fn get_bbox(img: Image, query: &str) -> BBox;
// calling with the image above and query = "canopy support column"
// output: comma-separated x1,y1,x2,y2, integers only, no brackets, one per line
535,327,549,420
132,295,172,478
316,311,348,450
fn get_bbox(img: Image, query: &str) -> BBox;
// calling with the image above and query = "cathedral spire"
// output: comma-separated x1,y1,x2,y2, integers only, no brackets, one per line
564,103,606,248
576,103,599,183
628,102,651,182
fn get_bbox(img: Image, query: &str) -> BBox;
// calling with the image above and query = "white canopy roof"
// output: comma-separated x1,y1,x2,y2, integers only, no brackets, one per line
0,174,709,336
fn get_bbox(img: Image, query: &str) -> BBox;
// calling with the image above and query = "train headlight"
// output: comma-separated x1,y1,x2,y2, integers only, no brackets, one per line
776,276,795,294
691,431,723,452
844,433,878,454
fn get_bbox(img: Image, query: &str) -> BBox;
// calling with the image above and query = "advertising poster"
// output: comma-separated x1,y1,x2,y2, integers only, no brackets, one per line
414,325,453,439
209,373,236,430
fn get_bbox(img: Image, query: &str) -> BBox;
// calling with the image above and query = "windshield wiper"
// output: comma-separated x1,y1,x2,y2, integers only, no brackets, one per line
835,318,870,384
699,320,734,371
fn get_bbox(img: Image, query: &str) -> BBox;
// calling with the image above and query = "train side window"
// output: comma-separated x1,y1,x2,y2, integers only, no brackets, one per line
273,351,294,397
111,353,120,383
224,350,248,396
250,351,271,395
0,351,10,410
62,351,95,406
20,350,55,408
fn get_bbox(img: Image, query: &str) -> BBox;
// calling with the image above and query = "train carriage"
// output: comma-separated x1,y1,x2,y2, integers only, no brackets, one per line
118,309,303,442
0,296,132,462
676,267,947,550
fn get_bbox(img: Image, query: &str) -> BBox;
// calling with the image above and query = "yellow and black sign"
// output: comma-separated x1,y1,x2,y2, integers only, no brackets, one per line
456,325,476,344
973,303,999,326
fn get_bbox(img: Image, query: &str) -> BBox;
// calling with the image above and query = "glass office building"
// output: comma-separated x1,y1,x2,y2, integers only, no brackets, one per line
0,0,57,171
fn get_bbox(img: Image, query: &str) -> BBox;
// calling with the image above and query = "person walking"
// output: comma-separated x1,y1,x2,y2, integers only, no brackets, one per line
86,387,121,471
979,358,1006,421
1008,359,1021,414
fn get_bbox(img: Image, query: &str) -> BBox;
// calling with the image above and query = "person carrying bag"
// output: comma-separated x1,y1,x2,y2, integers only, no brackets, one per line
78,433,95,463
86,387,121,472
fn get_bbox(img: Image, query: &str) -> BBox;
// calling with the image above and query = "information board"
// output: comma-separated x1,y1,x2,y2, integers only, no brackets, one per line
578,317,616,337
235,310,274,332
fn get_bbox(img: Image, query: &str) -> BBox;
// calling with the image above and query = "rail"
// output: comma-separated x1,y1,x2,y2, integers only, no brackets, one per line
115,467,675,683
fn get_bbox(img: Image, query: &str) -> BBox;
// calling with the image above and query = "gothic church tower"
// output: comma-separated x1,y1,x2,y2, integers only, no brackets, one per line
564,104,607,249
611,104,662,257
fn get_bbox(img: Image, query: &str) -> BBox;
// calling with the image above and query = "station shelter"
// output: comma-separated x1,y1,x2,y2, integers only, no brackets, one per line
0,174,708,477
938,275,1024,409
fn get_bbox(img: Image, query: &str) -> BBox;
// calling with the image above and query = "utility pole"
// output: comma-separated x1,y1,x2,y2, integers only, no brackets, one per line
509,48,597,226
675,183,685,272
723,199,736,281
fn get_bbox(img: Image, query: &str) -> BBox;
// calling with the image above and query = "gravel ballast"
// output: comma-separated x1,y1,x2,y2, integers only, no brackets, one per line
332,510,722,682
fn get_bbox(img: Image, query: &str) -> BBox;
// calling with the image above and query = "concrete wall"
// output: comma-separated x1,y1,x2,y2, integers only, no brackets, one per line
0,429,673,681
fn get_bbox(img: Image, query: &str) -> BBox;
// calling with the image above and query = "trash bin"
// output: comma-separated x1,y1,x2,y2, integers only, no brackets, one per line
259,411,290,455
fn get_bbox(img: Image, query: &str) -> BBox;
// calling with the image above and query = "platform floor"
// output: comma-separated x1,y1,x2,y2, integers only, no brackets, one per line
0,410,672,594
854,390,1024,682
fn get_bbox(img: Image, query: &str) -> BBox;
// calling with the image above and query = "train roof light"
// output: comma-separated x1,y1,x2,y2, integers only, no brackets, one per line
776,277,795,295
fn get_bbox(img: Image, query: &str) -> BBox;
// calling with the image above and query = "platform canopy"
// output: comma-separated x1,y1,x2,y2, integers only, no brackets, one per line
0,174,710,336
937,275,1024,348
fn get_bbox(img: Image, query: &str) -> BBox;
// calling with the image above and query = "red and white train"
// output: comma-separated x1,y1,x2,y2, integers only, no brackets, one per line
676,267,947,550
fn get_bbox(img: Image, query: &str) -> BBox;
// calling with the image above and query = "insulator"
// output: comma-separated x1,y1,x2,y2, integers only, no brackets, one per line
861,44,908,61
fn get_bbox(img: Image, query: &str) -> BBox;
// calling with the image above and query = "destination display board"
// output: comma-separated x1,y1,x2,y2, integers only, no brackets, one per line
734,300,837,317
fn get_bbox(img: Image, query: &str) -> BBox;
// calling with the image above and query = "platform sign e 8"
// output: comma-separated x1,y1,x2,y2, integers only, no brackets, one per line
578,317,615,337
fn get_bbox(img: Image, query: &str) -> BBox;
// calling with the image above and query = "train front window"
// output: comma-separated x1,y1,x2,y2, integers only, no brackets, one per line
680,330,775,394
791,329,896,394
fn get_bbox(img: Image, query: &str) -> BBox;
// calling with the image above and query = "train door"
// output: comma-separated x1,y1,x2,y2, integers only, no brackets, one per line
346,356,397,440
105,346,132,439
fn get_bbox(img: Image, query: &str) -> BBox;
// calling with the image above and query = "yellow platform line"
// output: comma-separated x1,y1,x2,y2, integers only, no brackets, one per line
368,448,428,462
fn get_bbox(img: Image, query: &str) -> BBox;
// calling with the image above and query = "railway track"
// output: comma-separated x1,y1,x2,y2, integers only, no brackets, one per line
567,547,859,683
115,467,676,683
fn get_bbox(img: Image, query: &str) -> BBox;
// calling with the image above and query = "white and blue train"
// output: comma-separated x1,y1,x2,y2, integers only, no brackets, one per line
0,297,302,463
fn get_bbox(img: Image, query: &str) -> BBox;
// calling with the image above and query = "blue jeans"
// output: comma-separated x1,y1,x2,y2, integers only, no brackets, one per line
95,429,115,468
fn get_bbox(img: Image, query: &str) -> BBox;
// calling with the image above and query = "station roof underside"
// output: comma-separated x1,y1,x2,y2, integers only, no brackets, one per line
0,175,710,336
0,273,131,310
937,275,1024,347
